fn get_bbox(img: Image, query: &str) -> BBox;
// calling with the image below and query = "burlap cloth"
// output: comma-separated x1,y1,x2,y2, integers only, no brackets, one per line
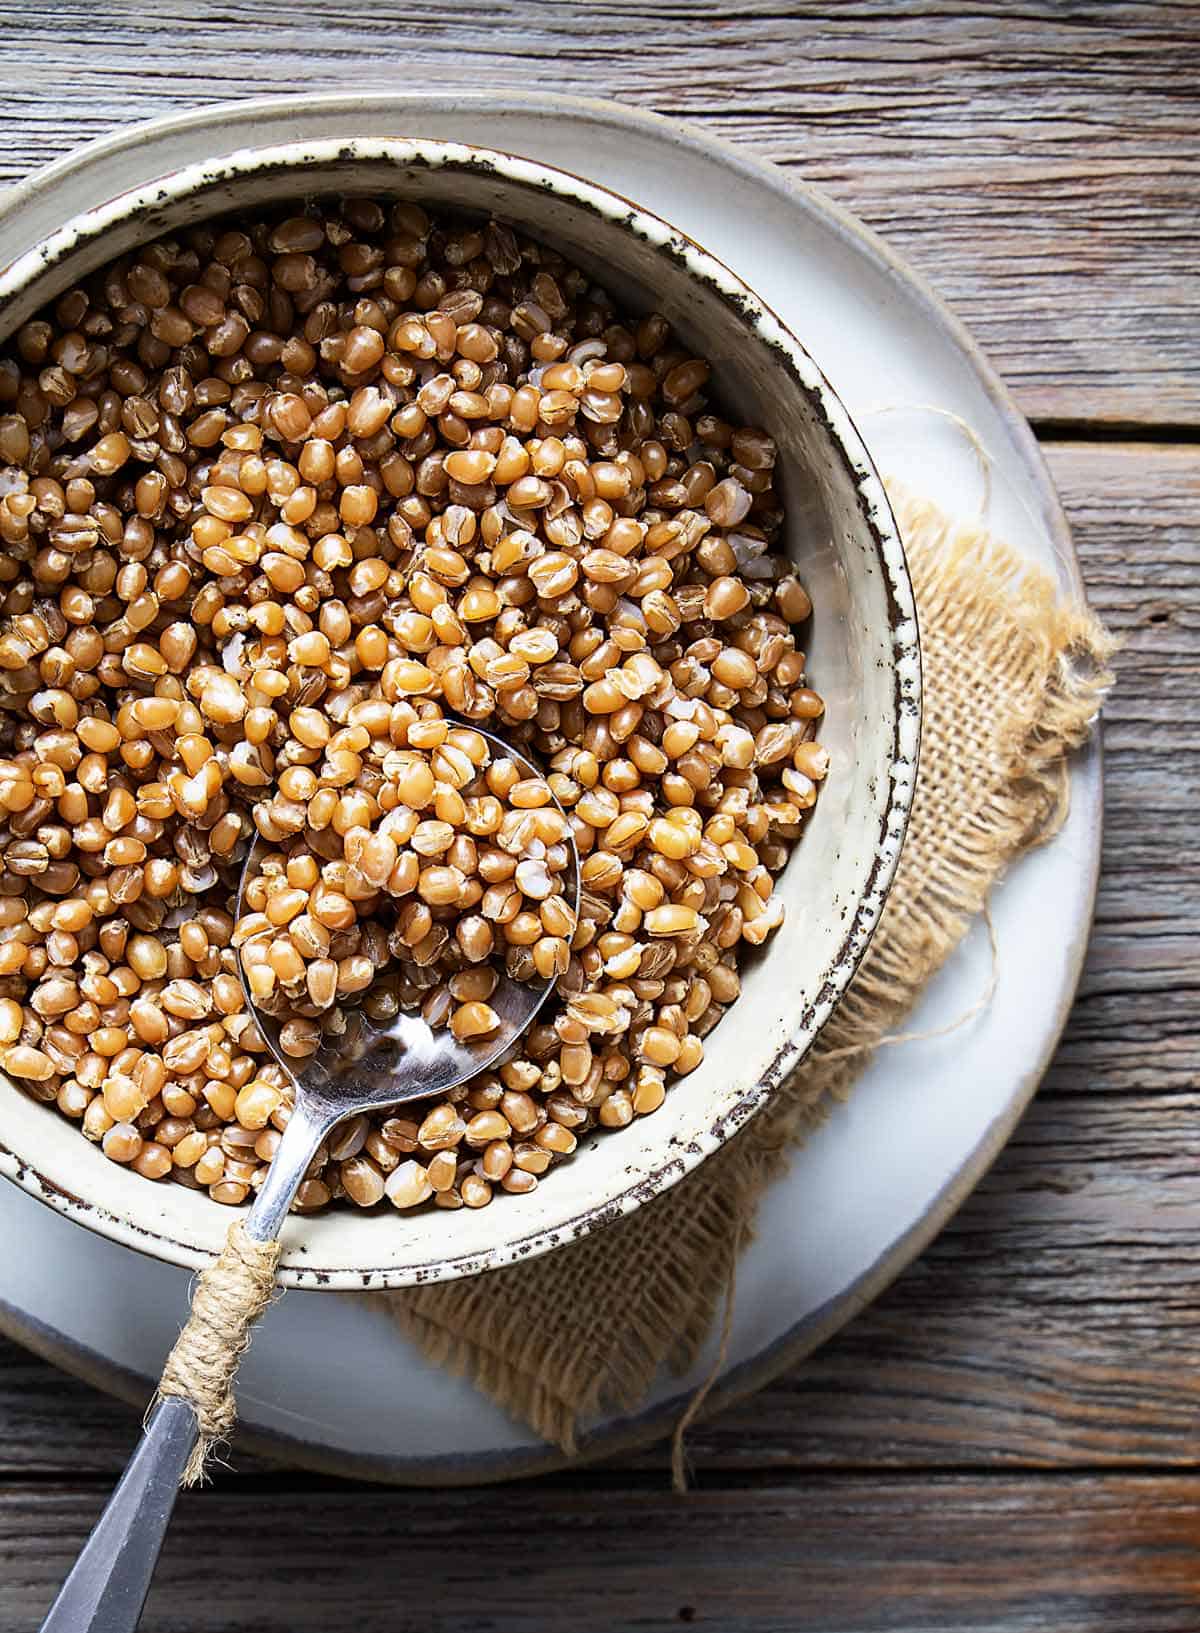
356,481,1114,1455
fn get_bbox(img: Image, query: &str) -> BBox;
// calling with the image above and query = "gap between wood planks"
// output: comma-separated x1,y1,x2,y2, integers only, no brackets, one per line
4,1461,1200,1493
1036,423,1200,444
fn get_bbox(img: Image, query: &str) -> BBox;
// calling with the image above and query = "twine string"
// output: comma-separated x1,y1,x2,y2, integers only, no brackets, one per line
668,906,999,1488
861,402,992,520
817,904,999,1065
153,1222,283,1485
670,1224,742,1492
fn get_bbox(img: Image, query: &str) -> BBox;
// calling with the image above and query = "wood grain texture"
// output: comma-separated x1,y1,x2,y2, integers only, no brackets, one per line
4,1475,1200,1632
0,1,1197,424
1,16,1198,1632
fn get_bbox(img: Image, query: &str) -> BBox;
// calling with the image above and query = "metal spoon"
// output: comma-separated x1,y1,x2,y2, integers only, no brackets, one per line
41,726,579,1633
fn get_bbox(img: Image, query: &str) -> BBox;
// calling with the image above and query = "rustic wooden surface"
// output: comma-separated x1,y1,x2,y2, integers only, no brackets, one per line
1,4,1198,1630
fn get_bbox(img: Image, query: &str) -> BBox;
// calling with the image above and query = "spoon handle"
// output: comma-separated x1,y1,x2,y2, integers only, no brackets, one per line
40,1095,331,1633
244,1092,336,1243
40,1398,199,1632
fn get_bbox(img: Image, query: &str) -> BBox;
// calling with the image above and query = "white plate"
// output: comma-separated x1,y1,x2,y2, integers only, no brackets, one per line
0,93,1099,1483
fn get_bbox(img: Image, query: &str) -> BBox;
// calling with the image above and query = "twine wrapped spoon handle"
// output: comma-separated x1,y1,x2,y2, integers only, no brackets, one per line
40,729,578,1633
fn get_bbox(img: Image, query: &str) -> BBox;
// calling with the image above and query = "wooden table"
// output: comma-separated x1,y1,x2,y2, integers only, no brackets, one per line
2,4,1197,1628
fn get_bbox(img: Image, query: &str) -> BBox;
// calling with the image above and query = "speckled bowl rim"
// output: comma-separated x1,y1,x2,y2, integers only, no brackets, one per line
0,131,920,1289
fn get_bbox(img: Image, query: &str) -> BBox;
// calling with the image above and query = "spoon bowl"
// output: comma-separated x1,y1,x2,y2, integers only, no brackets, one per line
234,722,579,1122
230,722,580,1243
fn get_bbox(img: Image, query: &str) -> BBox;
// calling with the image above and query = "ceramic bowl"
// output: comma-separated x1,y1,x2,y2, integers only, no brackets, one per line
0,136,920,1287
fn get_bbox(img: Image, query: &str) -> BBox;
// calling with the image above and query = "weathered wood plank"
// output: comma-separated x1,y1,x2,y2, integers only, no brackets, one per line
0,1339,137,1476
5,1474,1200,1632
1045,439,1199,1007
1045,442,1199,1121
0,1,1196,426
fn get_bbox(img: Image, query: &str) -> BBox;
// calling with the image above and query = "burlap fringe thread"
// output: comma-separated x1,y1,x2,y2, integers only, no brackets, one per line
151,483,1115,1483
374,482,1116,1456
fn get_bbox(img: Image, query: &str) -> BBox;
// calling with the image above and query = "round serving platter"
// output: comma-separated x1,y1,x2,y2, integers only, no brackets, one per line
0,91,1100,1484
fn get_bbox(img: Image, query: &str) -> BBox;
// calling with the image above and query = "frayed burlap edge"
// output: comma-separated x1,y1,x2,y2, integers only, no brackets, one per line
367,482,1116,1452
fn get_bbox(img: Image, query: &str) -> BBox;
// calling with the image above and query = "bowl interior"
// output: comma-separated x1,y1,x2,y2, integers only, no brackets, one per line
0,138,918,1286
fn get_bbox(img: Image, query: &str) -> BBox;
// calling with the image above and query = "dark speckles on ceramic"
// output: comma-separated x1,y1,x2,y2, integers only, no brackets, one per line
0,136,920,1292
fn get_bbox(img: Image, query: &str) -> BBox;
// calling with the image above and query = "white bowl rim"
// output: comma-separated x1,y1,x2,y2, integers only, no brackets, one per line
0,133,921,1287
